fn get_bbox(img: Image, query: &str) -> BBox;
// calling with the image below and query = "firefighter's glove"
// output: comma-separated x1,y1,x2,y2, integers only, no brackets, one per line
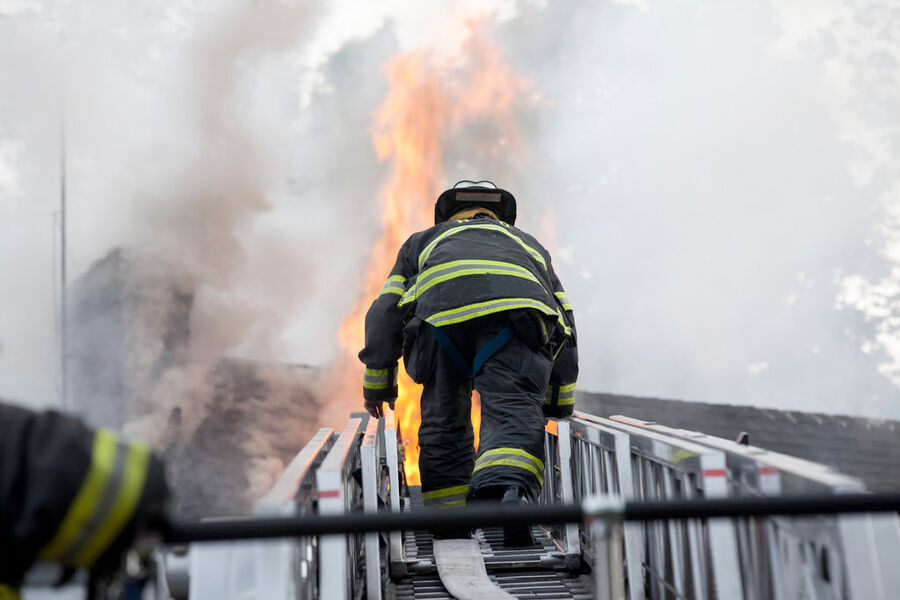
362,364,399,419
364,399,396,419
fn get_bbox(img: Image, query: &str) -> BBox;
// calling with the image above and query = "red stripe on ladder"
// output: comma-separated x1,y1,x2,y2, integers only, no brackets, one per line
702,469,727,477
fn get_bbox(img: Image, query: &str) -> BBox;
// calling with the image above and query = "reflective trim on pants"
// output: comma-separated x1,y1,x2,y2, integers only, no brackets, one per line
422,484,469,509
473,447,544,487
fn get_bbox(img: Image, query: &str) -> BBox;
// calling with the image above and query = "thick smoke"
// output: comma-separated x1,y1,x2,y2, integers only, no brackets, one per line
2,0,333,513
493,0,900,418
1,0,897,511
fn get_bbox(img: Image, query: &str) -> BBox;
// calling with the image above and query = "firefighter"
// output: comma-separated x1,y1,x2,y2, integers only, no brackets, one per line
359,181,578,546
0,400,169,597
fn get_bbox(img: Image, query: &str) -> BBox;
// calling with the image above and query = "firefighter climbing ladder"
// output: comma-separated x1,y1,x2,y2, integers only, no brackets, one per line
171,410,900,600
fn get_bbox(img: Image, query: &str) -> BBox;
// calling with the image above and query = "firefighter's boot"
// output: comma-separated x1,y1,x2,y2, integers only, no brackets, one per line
501,486,534,547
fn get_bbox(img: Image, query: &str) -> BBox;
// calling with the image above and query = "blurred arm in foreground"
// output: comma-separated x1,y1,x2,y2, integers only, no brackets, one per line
0,400,169,598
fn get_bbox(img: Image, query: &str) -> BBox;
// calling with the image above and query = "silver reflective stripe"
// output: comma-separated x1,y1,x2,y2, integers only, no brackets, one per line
474,452,544,472
558,383,576,406
555,291,573,311
399,260,539,306
363,368,396,390
59,440,128,565
547,383,576,406
426,298,559,327
473,448,545,485
377,275,406,298
418,223,547,271
554,308,573,336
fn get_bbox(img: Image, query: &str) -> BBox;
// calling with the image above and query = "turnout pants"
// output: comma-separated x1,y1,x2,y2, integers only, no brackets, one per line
417,312,553,508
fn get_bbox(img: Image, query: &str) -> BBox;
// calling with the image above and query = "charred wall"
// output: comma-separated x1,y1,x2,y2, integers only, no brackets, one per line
69,248,321,518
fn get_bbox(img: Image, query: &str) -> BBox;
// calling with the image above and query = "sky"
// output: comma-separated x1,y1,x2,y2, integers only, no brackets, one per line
0,0,898,419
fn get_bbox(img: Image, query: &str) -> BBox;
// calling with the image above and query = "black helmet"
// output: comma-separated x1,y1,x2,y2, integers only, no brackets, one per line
434,180,517,226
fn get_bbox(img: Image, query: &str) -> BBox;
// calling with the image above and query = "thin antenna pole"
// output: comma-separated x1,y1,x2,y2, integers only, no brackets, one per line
60,108,67,411
52,211,60,399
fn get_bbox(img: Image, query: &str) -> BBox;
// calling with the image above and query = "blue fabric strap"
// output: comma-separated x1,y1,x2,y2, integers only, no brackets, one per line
430,324,514,378
471,325,514,377
430,324,471,375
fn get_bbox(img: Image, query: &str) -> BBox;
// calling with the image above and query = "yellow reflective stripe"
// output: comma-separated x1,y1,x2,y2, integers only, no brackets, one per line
555,309,573,336
363,367,396,390
558,383,576,406
423,484,469,508
74,442,150,566
545,383,575,406
555,291,572,311
472,458,544,487
476,447,544,472
399,260,541,306
377,275,406,298
474,448,545,484
422,484,469,499
419,223,547,271
552,339,568,361
0,585,20,600
39,429,118,562
427,298,559,327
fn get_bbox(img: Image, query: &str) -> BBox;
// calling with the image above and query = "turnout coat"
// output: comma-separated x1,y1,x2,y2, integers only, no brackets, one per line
0,402,167,588
359,215,578,416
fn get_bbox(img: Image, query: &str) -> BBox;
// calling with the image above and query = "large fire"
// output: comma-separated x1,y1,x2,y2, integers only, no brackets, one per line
337,22,529,485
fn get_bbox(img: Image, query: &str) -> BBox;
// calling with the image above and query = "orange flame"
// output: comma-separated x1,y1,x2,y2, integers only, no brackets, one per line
337,21,529,485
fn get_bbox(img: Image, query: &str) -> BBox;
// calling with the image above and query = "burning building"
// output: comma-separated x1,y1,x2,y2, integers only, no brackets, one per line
69,247,321,518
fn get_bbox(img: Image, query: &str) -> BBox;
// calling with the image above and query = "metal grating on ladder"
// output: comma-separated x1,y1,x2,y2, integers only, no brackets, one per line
393,572,594,600
391,486,592,599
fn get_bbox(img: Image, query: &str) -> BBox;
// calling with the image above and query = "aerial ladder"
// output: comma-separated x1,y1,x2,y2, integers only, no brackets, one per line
151,410,900,600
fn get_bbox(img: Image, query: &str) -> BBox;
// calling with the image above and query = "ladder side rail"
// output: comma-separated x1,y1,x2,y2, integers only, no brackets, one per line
644,458,667,599
540,420,570,559
316,417,366,600
257,427,336,509
682,477,708,600
662,468,686,597
361,417,383,600
585,414,744,600
556,420,581,566
696,447,745,600
838,512,900,600
540,422,559,506
185,428,336,600
258,427,335,600
569,416,644,600
610,415,900,600
381,411,407,577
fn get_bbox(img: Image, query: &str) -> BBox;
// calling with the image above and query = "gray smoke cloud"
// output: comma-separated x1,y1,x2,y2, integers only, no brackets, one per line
492,0,900,418
1,0,898,452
